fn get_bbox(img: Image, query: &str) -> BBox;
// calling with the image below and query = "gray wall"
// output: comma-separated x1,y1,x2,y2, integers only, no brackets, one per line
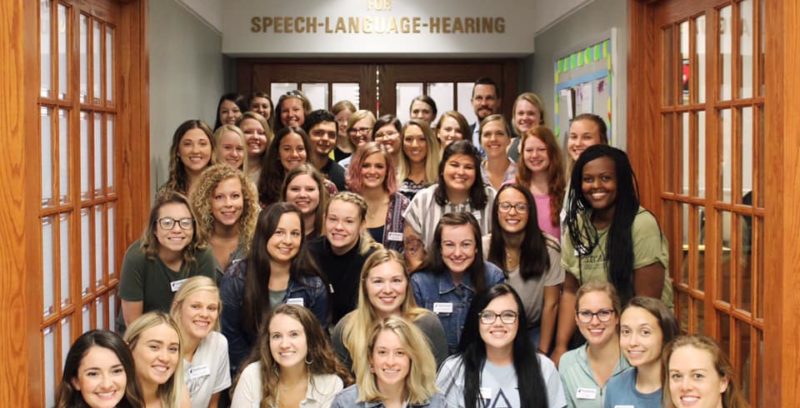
148,0,228,194
531,0,628,148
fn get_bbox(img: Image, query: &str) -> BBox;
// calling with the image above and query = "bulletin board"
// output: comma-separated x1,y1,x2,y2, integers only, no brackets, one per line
554,29,617,144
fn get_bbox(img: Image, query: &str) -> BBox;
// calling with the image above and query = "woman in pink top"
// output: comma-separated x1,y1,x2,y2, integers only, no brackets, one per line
516,126,566,241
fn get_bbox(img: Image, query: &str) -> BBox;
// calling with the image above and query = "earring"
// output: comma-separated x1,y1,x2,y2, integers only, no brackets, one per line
305,356,312,365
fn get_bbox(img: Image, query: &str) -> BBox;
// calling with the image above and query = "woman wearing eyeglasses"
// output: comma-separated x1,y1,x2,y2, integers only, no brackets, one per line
373,114,403,164
118,191,217,333
484,184,564,353
338,110,377,170
558,281,629,408
436,283,566,408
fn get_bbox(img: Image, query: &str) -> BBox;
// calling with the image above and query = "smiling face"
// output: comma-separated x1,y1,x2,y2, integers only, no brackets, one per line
496,188,529,234
365,261,407,318
279,132,307,171
240,118,268,157
361,152,388,191
437,116,464,147
250,96,272,120
308,122,337,158
210,177,243,228
266,212,302,265
514,99,541,134
219,100,242,126
155,202,193,258
581,156,618,213
620,306,664,369
280,97,305,127
374,124,401,154
442,153,477,197
478,293,518,353
402,125,427,164
178,289,220,343
471,84,500,120
130,323,180,387
269,313,308,371
348,118,374,148
410,100,434,124
575,291,618,347
285,174,320,216
440,224,477,274
335,110,352,139
523,135,550,174
71,346,126,408
370,330,411,391
324,199,363,255
480,119,511,159
668,345,729,408
568,119,603,161
178,128,212,175
217,130,245,169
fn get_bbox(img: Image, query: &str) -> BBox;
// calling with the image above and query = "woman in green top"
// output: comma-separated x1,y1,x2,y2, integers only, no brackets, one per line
119,191,216,332
553,145,671,365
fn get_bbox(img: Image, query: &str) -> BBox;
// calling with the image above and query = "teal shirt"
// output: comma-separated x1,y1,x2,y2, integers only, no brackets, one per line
559,344,630,408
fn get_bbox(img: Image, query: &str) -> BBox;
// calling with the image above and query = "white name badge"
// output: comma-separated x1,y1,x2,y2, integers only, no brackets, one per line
170,279,188,292
387,232,404,242
433,302,453,314
576,388,598,400
286,297,304,306
187,365,211,380
479,387,493,400
329,284,335,294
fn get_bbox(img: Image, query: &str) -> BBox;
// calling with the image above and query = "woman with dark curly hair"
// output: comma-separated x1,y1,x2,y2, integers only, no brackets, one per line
231,304,351,407
190,164,259,275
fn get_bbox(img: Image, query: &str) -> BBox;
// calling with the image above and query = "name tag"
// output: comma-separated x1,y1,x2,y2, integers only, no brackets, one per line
433,302,453,314
329,284,335,294
576,388,597,400
479,387,492,400
187,364,210,380
387,232,404,242
170,279,188,292
286,297,304,306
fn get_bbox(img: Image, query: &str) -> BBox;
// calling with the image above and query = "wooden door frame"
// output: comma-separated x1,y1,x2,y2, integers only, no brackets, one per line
0,0,149,405
628,0,800,405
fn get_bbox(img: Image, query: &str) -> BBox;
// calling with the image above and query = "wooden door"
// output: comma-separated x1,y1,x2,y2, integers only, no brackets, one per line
0,0,148,405
629,0,782,405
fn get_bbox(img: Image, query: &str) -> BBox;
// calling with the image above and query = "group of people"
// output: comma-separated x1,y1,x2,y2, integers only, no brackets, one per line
54,80,748,408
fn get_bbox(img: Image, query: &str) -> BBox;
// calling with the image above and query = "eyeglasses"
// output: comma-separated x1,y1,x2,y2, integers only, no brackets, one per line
576,309,615,323
498,202,528,213
349,127,372,134
479,310,518,325
157,217,194,230
375,131,399,139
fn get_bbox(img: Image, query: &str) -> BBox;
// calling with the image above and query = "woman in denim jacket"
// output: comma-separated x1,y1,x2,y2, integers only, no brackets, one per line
410,212,504,354
221,203,328,375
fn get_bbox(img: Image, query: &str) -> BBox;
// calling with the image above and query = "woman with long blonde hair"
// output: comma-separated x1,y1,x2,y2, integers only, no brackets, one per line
332,249,447,374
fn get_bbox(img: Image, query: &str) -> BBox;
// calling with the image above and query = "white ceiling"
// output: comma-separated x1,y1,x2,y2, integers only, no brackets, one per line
177,0,593,38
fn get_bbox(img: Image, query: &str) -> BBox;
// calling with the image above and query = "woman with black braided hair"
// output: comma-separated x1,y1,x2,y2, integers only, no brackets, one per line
551,145,672,366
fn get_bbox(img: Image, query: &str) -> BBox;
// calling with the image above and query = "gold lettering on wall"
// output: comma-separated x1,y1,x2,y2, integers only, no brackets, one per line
251,16,506,35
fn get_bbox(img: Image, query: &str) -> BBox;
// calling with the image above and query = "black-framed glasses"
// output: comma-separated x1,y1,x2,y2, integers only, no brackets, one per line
498,202,528,213
349,127,371,134
479,310,518,325
576,309,615,323
157,217,194,230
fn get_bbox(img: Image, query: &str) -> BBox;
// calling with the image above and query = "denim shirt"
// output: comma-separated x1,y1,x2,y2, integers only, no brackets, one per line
410,261,505,353
220,259,330,374
331,384,448,408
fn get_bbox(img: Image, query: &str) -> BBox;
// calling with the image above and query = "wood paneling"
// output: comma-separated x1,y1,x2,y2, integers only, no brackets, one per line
0,0,36,405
